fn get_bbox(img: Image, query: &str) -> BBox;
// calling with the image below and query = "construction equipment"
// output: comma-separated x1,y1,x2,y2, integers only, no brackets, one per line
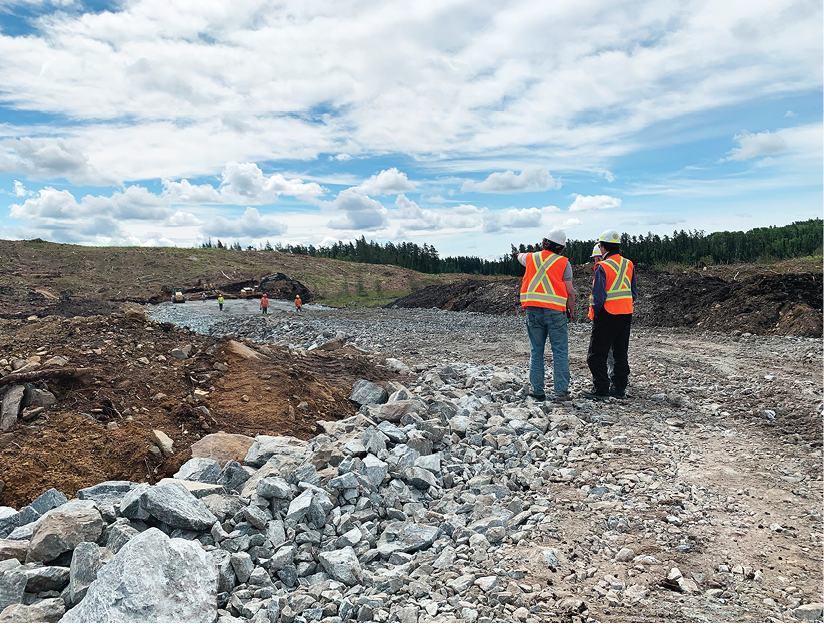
171,287,186,303
240,274,279,298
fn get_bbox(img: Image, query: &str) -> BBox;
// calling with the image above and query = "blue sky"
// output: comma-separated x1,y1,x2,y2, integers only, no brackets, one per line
0,0,821,258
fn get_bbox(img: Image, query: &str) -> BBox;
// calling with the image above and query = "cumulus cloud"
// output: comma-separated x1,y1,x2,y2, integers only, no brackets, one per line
162,179,222,204
393,194,441,230
332,154,352,161
568,194,622,212
721,130,788,162
785,110,797,117
354,168,415,196
201,207,287,238
0,138,118,185
462,166,560,193
13,180,28,197
327,188,388,230
219,162,324,203
563,217,582,227
10,185,172,220
482,205,562,233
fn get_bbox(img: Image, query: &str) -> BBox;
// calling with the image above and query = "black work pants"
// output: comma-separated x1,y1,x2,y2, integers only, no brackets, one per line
587,310,632,394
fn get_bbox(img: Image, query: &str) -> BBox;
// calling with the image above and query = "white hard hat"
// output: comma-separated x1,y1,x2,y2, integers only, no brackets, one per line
546,227,566,246
597,229,621,243
590,244,602,258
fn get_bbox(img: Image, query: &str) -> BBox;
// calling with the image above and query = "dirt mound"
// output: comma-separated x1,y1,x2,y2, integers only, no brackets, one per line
388,279,521,315
0,288,118,319
0,313,396,508
637,271,822,337
387,266,823,337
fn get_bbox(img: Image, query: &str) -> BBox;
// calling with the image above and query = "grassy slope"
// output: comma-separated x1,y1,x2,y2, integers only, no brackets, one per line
0,239,494,307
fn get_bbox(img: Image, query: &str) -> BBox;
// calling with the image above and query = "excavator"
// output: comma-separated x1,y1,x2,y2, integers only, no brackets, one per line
239,274,280,298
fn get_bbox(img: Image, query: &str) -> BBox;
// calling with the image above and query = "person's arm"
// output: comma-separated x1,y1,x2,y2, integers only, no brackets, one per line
631,267,638,301
517,253,528,266
591,265,607,317
564,280,575,317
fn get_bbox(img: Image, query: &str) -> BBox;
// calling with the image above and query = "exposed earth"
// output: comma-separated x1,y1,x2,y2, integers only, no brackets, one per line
0,257,821,622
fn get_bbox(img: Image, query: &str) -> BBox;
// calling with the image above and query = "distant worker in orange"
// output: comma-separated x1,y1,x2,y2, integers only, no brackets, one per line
260,293,269,315
295,295,302,313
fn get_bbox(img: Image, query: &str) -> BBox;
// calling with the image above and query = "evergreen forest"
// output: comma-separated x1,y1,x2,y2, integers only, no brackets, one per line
201,218,822,276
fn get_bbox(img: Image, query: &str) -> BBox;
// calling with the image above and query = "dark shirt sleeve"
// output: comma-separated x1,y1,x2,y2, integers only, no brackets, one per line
591,265,607,317
631,267,638,301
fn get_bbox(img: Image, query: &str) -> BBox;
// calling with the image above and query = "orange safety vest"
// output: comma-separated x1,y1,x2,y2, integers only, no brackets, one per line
596,254,634,315
519,251,569,312
261,297,269,307
295,297,301,307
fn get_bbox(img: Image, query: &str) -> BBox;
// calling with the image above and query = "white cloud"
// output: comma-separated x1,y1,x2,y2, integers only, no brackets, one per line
568,194,622,212
332,154,352,161
162,179,222,204
0,138,118,185
563,217,582,227
646,217,686,225
354,168,415,196
393,193,442,230
201,207,287,238
169,211,202,226
10,185,172,221
482,206,560,233
785,110,797,117
326,188,388,230
721,130,788,162
219,162,324,203
462,166,560,193
13,180,28,197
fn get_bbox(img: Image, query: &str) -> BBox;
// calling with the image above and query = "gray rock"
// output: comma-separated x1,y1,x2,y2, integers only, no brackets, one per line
376,522,439,557
0,510,18,540
540,550,561,571
404,467,438,490
359,454,388,487
23,388,57,409
0,566,26,610
0,539,27,564
413,454,441,475
243,506,269,530
328,473,360,490
105,521,139,554
0,386,24,431
362,428,387,455
174,458,222,484
24,565,69,593
230,552,254,584
244,436,310,469
256,477,292,500
77,481,136,505
349,380,388,406
139,481,218,531
268,545,295,572
448,573,475,594
27,508,104,563
318,547,362,585
169,345,192,360
0,600,63,623
68,542,101,607
29,489,68,516
217,461,251,494
376,421,406,443
60,528,217,623
375,399,425,423
794,604,824,622
210,550,235,594
119,483,151,520
285,490,313,524
266,519,287,549
615,547,635,562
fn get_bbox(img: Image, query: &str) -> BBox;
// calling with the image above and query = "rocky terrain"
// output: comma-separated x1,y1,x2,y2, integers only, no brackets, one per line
0,294,821,623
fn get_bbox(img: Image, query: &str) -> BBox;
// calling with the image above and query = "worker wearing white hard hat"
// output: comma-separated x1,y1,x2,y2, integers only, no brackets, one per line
517,227,575,402
583,228,637,401
590,244,603,262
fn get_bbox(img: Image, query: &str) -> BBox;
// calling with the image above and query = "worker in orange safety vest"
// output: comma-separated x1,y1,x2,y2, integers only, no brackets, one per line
583,229,637,401
260,294,269,315
295,295,302,313
518,227,575,402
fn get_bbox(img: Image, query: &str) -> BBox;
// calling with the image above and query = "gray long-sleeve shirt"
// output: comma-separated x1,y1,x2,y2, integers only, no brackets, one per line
591,252,637,317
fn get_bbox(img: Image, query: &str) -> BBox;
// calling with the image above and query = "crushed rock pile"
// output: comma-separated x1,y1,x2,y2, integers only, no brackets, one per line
1,359,821,623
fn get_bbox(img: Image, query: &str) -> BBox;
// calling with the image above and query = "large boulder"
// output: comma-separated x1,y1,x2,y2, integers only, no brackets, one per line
318,547,362,585
243,436,310,469
190,432,255,467
60,528,218,623
27,508,104,563
139,481,217,531
349,380,388,406
0,563,26,611
173,458,221,484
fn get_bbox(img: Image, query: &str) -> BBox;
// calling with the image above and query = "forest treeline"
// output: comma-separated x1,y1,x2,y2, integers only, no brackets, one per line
201,218,822,276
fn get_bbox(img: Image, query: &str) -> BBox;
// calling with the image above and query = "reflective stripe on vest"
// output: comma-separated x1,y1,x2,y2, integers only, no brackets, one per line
598,255,634,314
519,251,568,310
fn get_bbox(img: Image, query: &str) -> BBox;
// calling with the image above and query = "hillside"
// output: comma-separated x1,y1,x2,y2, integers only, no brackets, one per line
0,239,489,314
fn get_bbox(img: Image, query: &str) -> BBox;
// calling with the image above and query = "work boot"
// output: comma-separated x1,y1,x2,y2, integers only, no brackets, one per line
581,389,610,401
609,386,627,399
548,392,570,402
527,393,546,402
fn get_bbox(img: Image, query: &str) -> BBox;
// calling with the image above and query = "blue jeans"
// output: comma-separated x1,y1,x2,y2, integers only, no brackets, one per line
526,307,570,396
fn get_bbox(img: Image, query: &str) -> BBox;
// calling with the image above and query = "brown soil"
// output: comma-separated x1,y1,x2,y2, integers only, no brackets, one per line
0,311,397,508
